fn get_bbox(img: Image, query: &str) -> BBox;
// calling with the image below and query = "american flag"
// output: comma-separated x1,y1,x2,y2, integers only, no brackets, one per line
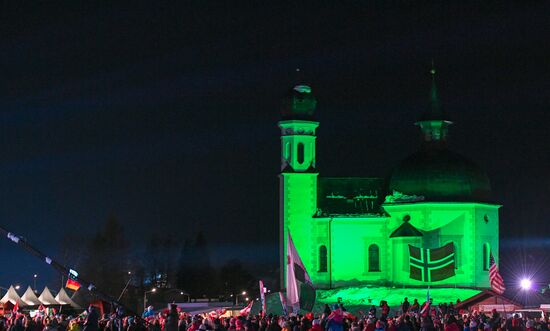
489,252,506,294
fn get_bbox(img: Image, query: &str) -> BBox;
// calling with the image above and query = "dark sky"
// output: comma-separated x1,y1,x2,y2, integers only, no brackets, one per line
0,2,549,290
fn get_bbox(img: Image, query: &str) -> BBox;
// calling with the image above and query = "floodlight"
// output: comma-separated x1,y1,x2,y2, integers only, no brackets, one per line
520,278,532,290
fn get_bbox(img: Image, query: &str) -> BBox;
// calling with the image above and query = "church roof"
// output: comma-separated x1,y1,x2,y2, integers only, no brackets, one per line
388,146,492,203
317,177,385,216
389,217,423,238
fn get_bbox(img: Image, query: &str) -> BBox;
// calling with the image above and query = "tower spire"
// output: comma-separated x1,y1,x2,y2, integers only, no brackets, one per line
415,63,452,143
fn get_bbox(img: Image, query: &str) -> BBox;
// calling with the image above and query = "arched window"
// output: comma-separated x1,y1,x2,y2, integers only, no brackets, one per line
297,143,305,164
368,244,380,272
319,245,327,272
483,243,491,271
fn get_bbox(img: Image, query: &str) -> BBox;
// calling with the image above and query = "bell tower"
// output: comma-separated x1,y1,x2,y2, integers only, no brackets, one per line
279,85,318,172
279,84,319,288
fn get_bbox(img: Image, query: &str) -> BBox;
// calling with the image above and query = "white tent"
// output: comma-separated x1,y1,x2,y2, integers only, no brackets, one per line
55,288,80,309
38,286,59,305
0,285,25,306
21,286,42,305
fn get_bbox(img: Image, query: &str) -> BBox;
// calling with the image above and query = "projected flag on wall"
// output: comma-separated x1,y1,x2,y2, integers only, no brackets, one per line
409,243,455,282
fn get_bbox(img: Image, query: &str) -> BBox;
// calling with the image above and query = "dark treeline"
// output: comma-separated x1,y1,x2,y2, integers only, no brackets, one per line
58,216,256,310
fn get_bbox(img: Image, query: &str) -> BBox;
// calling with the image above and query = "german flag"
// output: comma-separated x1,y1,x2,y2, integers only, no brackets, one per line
66,269,81,291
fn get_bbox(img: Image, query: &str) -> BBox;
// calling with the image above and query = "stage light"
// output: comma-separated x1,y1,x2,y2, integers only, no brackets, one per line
520,278,532,290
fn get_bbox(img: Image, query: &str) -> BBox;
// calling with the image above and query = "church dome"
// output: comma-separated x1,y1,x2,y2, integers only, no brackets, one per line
387,67,491,203
388,145,492,202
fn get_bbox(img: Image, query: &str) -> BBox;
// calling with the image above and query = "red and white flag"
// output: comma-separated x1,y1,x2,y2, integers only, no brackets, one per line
239,300,253,316
286,231,315,312
489,252,506,294
12,301,19,315
259,280,267,316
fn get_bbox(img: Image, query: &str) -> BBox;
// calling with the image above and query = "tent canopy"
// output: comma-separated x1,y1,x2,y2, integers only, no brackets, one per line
38,286,59,305
55,288,80,309
21,286,42,306
0,285,25,306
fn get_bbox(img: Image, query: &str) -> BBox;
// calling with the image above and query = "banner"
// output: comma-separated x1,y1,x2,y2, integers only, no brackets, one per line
259,280,267,316
409,243,455,282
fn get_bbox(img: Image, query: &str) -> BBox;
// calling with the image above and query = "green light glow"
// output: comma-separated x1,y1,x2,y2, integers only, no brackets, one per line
278,84,500,290
316,286,481,310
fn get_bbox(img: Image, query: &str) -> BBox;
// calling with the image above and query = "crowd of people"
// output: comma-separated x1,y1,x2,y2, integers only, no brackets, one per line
0,297,548,331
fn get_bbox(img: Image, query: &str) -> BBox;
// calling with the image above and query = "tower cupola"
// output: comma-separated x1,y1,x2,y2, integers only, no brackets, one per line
415,67,453,144
278,84,319,172
281,84,317,120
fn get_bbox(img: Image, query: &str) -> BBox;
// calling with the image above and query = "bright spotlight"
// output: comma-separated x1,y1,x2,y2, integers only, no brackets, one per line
520,278,532,290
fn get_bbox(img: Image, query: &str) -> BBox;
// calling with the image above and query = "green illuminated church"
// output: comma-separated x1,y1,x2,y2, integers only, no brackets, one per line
279,74,500,289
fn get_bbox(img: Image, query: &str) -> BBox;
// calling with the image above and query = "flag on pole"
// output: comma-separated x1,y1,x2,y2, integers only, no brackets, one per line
279,292,288,316
286,231,315,312
420,286,431,317
489,252,506,294
66,269,81,291
12,301,19,315
239,300,253,316
259,280,267,316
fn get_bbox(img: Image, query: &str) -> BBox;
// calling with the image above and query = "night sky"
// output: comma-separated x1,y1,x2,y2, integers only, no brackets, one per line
0,3,549,290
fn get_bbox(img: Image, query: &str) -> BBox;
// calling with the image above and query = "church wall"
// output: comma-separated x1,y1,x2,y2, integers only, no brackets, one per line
310,218,331,288
383,203,499,288
330,217,388,287
473,205,500,288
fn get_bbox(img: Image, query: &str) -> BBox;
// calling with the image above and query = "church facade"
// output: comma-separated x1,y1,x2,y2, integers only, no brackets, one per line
279,77,500,290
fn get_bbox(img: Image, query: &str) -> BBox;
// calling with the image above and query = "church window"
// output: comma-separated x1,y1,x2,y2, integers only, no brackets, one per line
368,244,380,272
319,245,327,272
297,143,305,164
483,243,490,271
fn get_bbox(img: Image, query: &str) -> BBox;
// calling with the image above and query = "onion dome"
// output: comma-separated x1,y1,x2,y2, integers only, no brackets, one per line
281,84,317,120
388,148,492,202
387,66,492,203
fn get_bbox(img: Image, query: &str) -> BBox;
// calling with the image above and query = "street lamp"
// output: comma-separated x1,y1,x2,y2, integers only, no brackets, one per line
33,274,38,291
143,288,156,312
235,291,247,306
15,285,20,290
